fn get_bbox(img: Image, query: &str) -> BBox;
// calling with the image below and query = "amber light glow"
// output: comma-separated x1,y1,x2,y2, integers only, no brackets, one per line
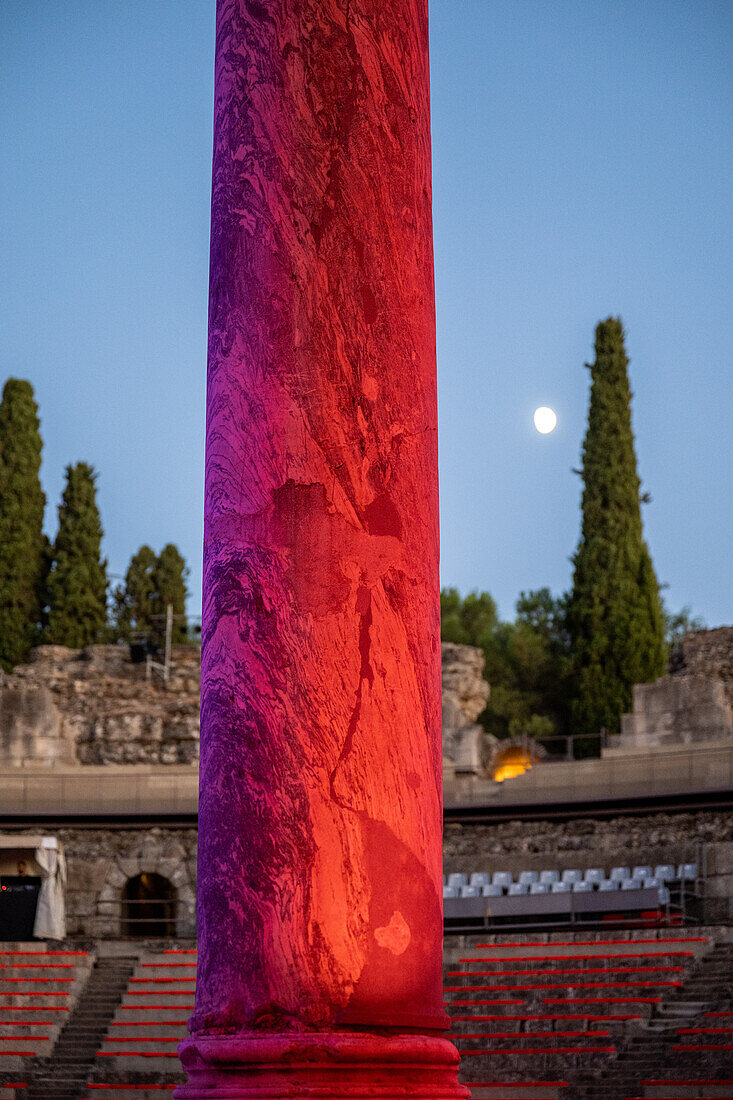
492,746,534,783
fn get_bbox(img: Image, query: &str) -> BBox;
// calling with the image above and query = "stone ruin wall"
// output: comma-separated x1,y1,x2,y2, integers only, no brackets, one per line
621,626,733,748
2,628,731,769
3,809,730,938
670,626,733,693
48,826,196,940
1,638,732,935
0,645,200,767
1,641,492,773
441,642,492,778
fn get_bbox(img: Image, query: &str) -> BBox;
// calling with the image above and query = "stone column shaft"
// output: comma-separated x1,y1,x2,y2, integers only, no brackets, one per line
177,1,466,1095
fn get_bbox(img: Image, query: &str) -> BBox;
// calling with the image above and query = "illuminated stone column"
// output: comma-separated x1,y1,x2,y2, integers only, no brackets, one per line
177,0,467,1096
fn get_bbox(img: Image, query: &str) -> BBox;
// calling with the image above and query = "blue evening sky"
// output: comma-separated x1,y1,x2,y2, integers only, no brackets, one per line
1,1,731,626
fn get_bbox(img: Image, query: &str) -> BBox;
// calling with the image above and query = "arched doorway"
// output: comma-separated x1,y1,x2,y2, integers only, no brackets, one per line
121,872,177,937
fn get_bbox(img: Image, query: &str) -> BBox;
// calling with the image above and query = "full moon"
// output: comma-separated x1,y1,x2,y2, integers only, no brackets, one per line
533,406,557,434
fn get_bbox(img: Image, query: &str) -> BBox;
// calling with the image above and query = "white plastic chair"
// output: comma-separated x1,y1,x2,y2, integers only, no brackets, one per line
609,866,631,883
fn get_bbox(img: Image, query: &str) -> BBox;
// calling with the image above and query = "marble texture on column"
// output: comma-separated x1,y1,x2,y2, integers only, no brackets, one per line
180,2,463,1091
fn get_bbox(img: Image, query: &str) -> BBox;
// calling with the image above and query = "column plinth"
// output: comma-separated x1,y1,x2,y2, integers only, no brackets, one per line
177,0,466,1096
177,1032,464,1099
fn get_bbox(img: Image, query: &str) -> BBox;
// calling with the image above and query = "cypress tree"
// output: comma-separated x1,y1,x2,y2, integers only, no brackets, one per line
0,379,47,669
113,545,157,641
152,543,189,643
567,318,666,734
46,462,108,647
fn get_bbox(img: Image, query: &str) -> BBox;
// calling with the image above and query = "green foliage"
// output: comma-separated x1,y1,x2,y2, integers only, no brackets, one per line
508,713,555,740
113,543,189,645
112,545,157,641
440,588,498,649
151,543,189,643
0,379,47,669
566,318,667,734
46,463,107,647
440,586,571,743
664,603,705,649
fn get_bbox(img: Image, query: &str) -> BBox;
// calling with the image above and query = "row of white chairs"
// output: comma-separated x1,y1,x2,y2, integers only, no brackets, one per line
443,864,697,891
444,879,671,903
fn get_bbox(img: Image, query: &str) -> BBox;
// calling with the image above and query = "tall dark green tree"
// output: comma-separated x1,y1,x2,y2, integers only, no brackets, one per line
46,463,107,647
151,543,189,643
112,544,157,641
0,379,48,669
566,318,666,734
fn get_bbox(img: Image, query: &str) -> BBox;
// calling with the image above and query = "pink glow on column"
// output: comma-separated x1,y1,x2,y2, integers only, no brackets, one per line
177,0,467,1095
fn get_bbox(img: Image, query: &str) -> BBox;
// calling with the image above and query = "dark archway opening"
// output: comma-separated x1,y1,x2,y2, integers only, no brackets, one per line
121,872,176,938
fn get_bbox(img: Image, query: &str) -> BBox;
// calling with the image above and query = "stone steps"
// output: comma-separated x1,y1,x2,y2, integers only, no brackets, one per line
25,957,135,1100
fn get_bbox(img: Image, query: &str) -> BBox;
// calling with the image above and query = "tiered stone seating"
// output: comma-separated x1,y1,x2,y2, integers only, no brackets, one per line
4,929,726,1097
0,1085,27,1100
467,1086,568,1099
81,1087,177,1099
634,1083,733,1098
613,938,733,1098
87,949,193,1094
445,933,711,1099
0,945,92,1086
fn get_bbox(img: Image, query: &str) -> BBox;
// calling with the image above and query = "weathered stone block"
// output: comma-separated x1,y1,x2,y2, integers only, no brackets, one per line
442,643,493,778
620,673,732,747
0,682,74,766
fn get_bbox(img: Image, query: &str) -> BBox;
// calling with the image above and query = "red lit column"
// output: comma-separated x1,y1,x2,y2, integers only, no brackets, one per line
177,0,466,1096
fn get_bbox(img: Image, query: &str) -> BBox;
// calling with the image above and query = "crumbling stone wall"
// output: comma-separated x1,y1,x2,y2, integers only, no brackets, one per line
3,642,493,772
0,645,199,766
442,642,492,778
621,626,733,748
0,680,75,766
670,626,733,703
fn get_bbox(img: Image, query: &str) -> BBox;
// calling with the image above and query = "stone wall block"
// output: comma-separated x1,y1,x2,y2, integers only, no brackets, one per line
707,841,733,875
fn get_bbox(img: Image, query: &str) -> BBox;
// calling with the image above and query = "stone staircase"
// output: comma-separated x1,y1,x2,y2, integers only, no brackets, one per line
26,956,136,1100
570,940,733,1099
671,939,733,1007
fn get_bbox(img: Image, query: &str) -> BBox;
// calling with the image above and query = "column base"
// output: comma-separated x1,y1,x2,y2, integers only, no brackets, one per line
175,1030,470,1100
